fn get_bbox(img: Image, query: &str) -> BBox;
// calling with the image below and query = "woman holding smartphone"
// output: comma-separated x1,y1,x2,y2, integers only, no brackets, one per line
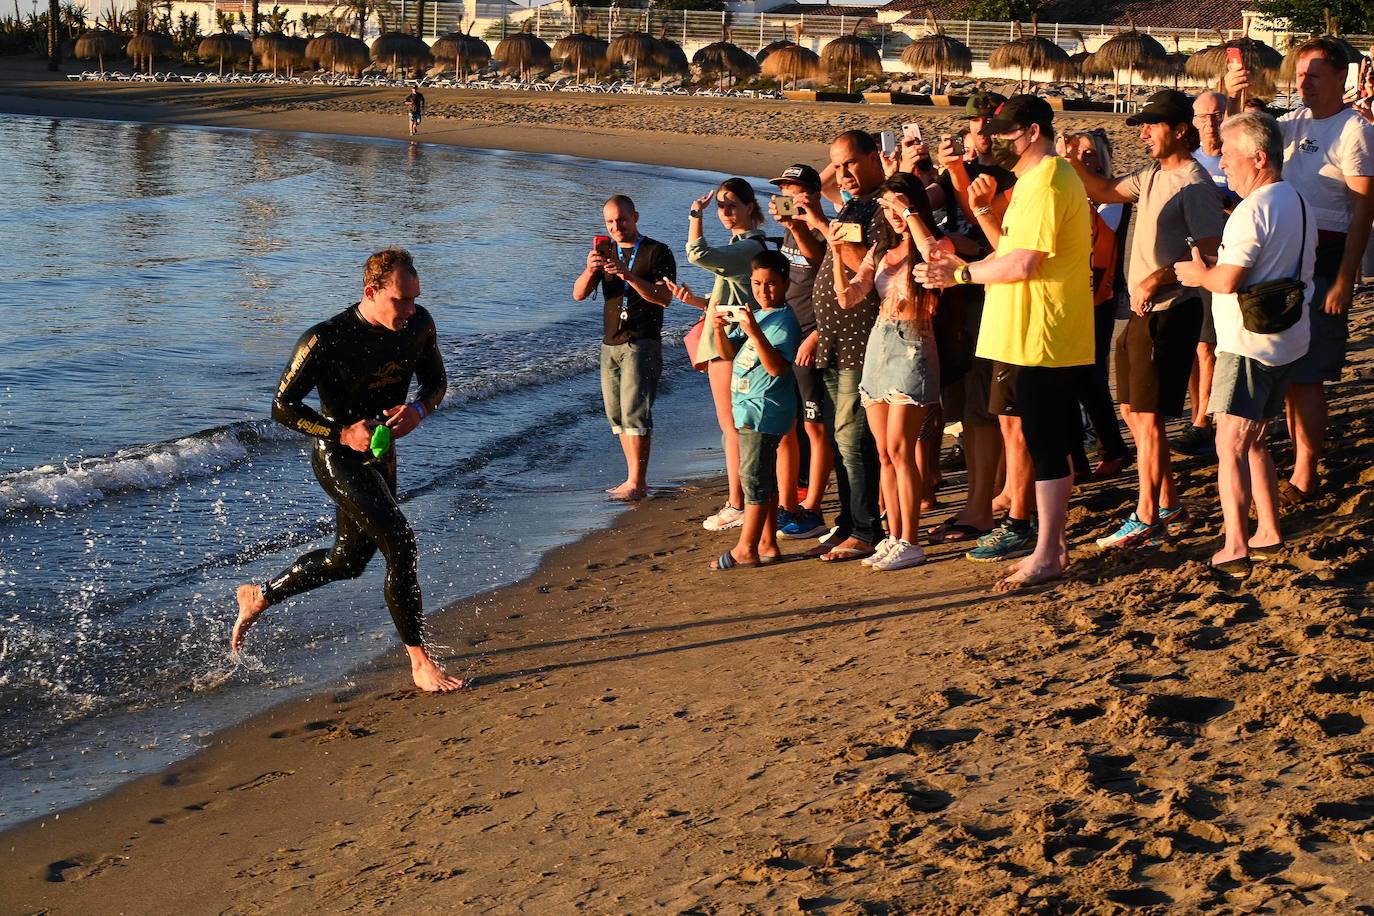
668,177,770,531
829,173,946,571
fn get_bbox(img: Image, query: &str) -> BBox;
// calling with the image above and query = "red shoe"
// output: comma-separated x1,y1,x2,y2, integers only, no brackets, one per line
1089,454,1128,481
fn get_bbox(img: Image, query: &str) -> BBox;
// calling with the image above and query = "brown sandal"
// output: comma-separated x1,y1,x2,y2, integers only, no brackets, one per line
1278,480,1317,508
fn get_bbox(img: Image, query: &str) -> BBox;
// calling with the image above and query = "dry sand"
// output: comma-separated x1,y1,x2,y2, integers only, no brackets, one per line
2,66,1373,913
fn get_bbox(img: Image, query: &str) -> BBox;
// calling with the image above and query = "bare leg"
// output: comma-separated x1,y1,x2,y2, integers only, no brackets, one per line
407,645,465,692
999,415,1034,521
1132,410,1168,524
1194,342,1216,429
708,360,744,509
1285,381,1327,494
231,584,268,652
776,425,802,512
801,420,832,512
889,402,929,543
1248,423,1283,549
951,421,1000,531
996,476,1072,591
1212,414,1255,564
607,433,650,500
714,501,773,567
867,402,897,543
917,407,941,511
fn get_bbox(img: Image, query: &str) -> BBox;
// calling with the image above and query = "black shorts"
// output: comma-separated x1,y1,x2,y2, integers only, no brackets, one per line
1015,365,1090,481
1115,298,1203,417
988,360,1022,418
794,363,825,424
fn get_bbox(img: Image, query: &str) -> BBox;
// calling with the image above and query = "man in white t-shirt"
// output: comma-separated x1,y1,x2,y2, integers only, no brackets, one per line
1175,112,1316,579
1226,37,1374,506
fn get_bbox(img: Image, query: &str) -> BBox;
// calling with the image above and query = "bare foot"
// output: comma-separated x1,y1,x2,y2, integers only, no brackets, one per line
608,483,647,501
1210,545,1249,565
605,480,632,494
819,537,875,562
231,584,269,652
411,656,466,693
991,494,1011,515
994,557,1064,592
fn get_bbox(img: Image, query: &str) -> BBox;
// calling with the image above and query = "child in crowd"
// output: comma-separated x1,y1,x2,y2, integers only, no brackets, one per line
709,250,803,570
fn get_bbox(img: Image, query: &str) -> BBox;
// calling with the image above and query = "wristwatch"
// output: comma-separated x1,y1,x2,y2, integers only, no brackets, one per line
902,207,914,220
690,209,702,218
954,264,973,285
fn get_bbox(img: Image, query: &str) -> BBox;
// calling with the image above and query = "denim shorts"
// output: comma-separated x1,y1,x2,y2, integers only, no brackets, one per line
737,427,782,505
601,340,661,436
858,318,940,408
1209,350,1293,421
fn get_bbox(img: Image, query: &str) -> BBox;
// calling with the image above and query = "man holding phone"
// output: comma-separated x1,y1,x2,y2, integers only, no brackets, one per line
1226,37,1374,506
572,195,677,501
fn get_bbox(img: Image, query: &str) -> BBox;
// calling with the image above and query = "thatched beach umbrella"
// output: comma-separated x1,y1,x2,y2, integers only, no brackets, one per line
756,36,795,66
493,22,552,83
306,31,369,76
372,31,433,78
199,32,252,76
1186,36,1282,81
821,29,882,94
693,30,759,91
1093,18,1167,99
901,18,972,94
126,31,173,75
553,28,609,84
988,19,1070,92
654,29,689,77
609,29,660,84
432,26,491,81
74,29,124,72
254,32,304,76
761,40,821,90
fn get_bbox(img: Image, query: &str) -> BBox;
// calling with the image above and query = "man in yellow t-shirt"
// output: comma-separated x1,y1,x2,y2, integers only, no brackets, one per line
916,94,1094,592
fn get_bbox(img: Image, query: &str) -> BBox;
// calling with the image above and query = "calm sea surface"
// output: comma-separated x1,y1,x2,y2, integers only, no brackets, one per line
0,113,748,828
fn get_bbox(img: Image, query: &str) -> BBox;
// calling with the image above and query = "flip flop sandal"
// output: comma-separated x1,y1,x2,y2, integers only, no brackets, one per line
926,521,991,544
759,554,782,565
712,552,758,571
1278,480,1317,507
1248,543,1285,561
1210,557,1253,580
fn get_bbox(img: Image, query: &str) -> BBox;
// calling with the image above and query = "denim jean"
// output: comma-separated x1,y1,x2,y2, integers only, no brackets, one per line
821,366,883,544
601,340,661,436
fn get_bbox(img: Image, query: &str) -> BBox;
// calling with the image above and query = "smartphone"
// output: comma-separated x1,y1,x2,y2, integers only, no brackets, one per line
1226,47,1244,70
834,221,864,244
902,122,922,143
880,130,897,156
1184,236,1197,250
774,194,798,218
593,234,616,260
718,305,749,324
941,132,964,157
1347,60,1361,92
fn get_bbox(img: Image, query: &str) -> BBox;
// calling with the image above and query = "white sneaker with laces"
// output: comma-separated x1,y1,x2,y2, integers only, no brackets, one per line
702,503,744,531
861,537,900,567
873,540,927,571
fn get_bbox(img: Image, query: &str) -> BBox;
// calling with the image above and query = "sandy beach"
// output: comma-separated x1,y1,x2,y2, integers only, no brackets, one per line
4,63,1374,912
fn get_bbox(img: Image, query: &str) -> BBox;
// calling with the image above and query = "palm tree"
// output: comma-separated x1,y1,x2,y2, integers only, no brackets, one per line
47,0,60,70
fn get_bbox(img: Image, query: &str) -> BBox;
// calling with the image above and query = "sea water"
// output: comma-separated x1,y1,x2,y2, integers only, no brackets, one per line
0,113,749,827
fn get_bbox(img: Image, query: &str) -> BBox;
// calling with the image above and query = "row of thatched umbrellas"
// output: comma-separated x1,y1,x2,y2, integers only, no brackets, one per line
74,20,1353,95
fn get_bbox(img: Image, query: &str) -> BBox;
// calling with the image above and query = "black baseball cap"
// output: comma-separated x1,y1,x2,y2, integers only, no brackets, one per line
1125,89,1194,126
769,163,823,191
965,91,1006,118
985,94,1054,135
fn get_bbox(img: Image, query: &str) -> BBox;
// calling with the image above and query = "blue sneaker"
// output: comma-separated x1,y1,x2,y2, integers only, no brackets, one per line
1158,504,1192,539
778,508,828,539
1094,512,1160,549
965,519,1036,562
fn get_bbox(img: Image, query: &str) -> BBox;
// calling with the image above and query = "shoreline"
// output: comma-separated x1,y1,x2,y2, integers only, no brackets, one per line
5,77,1374,911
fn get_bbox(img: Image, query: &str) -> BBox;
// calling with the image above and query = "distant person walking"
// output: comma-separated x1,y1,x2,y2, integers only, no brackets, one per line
232,249,463,693
405,85,425,136
572,195,677,501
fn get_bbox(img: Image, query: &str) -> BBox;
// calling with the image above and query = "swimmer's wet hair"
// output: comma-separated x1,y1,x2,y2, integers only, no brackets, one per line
364,247,418,289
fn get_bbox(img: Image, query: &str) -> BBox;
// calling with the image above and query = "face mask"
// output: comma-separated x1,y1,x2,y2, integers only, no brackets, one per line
839,189,854,204
990,137,1022,171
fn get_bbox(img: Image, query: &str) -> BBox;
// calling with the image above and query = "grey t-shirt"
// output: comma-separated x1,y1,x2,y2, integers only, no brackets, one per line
1118,159,1227,312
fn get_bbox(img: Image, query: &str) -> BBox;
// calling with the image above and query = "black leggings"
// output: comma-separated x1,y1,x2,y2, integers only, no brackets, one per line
1018,365,1091,482
262,443,425,646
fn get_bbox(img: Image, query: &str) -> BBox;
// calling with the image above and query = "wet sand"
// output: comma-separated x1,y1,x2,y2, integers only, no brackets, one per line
3,61,1374,912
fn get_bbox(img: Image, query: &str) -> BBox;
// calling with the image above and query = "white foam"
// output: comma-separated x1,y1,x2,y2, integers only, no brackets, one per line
0,422,280,514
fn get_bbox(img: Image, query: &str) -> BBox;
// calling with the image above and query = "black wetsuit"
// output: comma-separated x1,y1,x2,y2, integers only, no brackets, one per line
261,303,446,647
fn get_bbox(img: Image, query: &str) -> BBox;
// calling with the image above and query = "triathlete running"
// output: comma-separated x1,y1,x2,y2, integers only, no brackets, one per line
232,248,464,693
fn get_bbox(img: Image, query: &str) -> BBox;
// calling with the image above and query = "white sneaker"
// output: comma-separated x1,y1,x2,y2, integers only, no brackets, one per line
873,539,927,571
703,503,744,531
861,537,899,567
